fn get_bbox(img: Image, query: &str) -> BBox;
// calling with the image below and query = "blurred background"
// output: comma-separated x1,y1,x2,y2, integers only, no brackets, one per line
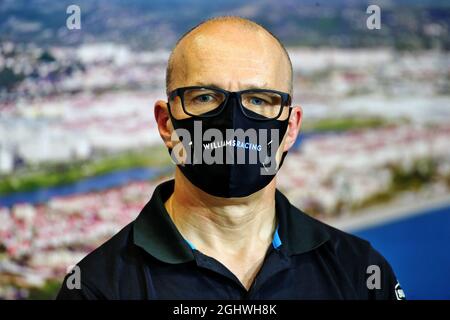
0,0,449,299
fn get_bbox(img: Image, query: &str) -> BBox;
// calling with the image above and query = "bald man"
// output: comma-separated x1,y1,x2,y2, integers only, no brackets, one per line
57,17,404,300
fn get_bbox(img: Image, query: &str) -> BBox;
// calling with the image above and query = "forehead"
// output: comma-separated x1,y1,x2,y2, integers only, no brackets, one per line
170,27,290,92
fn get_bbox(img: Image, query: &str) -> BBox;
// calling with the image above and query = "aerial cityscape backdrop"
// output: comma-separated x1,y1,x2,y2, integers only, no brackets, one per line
0,0,449,299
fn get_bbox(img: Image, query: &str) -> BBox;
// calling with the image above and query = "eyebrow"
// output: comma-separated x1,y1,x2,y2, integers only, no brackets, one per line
192,81,271,91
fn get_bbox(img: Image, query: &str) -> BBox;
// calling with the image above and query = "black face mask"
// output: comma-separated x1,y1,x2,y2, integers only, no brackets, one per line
168,94,290,198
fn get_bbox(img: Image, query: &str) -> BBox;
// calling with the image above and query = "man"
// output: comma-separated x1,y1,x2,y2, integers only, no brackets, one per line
57,16,404,300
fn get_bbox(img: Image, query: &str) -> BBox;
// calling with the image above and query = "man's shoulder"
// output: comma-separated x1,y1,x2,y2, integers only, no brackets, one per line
77,222,136,272
277,189,375,259
294,208,404,299
290,206,400,299
292,205,389,268
57,222,143,299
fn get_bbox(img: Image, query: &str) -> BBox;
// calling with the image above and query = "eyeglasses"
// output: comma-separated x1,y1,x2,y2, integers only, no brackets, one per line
168,86,292,121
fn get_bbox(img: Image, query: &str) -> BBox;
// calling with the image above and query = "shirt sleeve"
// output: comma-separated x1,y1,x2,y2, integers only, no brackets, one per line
366,245,406,300
55,274,103,300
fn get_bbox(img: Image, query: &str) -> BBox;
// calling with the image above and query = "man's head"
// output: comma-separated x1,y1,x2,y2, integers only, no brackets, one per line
165,16,293,96
155,16,302,198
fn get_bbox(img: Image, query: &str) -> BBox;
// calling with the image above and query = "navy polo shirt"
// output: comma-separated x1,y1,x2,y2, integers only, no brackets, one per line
56,179,404,300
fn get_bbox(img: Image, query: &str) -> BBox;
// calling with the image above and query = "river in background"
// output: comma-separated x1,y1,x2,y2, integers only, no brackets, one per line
0,167,169,207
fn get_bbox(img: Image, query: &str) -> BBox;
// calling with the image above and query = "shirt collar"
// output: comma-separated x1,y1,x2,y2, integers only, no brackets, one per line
133,179,330,264
133,179,193,264
274,188,330,255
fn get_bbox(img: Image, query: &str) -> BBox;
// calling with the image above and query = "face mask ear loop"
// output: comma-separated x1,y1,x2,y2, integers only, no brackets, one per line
261,107,292,172
273,107,293,171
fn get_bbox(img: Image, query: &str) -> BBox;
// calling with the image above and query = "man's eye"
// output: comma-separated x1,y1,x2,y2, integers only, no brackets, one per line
195,94,214,103
249,97,265,106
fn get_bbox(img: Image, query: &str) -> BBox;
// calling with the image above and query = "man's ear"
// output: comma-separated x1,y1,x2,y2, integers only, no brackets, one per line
154,100,174,149
283,105,303,152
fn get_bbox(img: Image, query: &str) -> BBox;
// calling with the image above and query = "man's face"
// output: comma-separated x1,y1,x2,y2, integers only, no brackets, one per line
154,21,302,197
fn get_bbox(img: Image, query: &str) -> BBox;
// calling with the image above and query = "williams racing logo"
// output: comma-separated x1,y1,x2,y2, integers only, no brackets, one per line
395,282,406,300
